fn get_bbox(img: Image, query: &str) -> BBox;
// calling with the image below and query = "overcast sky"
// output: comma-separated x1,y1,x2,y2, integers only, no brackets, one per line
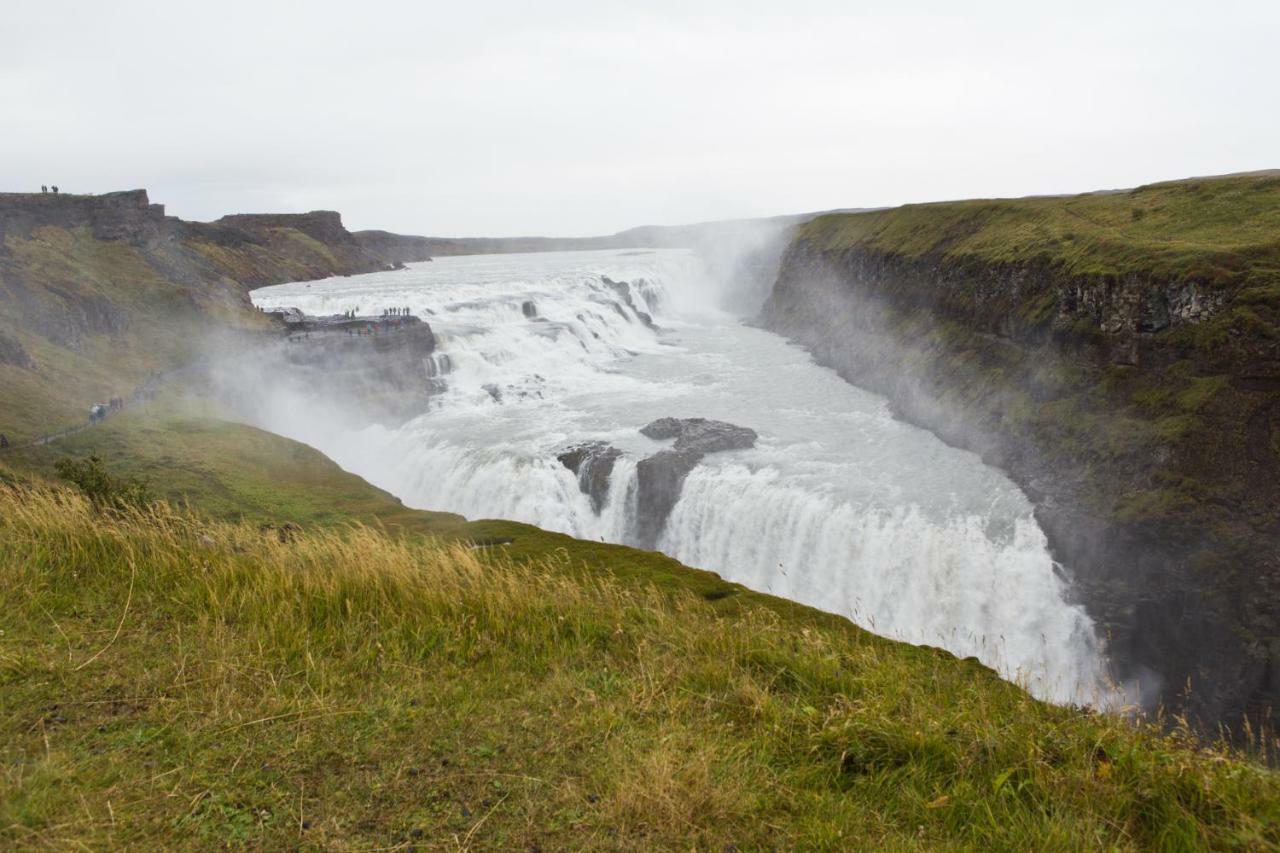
2,1,1277,236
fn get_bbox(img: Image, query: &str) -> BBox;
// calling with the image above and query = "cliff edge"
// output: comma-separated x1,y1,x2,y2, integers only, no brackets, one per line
762,172,1280,731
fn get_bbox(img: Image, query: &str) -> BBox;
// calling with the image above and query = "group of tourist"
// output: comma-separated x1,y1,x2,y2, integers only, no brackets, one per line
88,397,125,425
40,185,60,194
383,307,411,317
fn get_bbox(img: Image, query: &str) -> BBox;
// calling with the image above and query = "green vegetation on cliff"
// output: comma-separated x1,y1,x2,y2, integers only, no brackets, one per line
801,172,1280,291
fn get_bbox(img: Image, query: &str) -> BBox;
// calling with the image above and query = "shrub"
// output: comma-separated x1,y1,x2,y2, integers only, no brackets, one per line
53,455,151,510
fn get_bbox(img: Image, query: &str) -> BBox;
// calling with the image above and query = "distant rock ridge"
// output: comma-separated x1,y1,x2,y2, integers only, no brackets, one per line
352,229,436,266
0,189,166,248
0,189,431,282
0,187,440,440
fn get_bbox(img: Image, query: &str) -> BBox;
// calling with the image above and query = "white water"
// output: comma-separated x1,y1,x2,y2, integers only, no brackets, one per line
247,249,1115,705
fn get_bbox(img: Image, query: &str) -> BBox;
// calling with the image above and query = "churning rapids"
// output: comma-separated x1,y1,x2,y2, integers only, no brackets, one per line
247,249,1117,706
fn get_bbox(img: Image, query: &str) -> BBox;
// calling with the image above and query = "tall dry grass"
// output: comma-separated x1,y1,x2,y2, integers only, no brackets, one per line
2,482,1279,850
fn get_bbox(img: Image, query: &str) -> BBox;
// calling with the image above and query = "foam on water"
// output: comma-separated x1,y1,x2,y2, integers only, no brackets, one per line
247,249,1118,706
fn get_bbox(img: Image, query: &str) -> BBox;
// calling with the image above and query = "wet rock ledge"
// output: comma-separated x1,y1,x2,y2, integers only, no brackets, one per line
558,417,757,548
260,309,442,423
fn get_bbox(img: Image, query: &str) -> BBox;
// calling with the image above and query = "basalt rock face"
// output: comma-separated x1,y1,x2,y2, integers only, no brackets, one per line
0,190,168,249
762,226,1280,730
269,316,438,423
557,441,623,513
634,418,758,548
556,417,758,547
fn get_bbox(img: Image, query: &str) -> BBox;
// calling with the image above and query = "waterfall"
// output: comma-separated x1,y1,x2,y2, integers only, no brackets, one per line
243,248,1118,707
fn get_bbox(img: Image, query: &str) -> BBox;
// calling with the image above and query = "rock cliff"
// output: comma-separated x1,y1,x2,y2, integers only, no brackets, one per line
761,173,1280,730
262,316,439,424
0,189,433,441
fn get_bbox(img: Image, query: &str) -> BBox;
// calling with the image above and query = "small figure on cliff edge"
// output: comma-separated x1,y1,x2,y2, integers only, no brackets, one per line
52,185,59,194
41,185,47,194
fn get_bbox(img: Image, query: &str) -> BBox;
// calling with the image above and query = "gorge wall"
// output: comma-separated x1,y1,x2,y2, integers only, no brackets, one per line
761,173,1280,729
0,190,434,441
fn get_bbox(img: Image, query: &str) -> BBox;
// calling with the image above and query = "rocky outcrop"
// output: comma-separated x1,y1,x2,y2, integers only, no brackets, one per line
762,216,1280,730
640,417,758,454
268,314,438,423
557,441,623,513
634,418,757,548
556,418,758,546
0,190,168,248
601,276,656,328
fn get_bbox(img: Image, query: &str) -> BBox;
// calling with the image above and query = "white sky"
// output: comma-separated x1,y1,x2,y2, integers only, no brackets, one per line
2,1,1277,236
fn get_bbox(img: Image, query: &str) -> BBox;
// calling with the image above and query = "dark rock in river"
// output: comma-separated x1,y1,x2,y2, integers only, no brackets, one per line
521,300,538,318
601,276,656,328
634,417,757,548
640,417,758,455
634,449,702,548
557,441,623,513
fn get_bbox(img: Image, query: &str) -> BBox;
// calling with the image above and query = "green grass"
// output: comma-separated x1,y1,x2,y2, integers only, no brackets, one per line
0,407,750,605
0,224,272,443
801,173,1280,288
2,482,1278,850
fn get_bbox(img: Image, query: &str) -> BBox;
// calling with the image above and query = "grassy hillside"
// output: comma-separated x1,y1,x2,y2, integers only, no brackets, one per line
0,408,749,604
0,224,270,442
800,172,1280,292
4,475,1279,850
0,192,409,445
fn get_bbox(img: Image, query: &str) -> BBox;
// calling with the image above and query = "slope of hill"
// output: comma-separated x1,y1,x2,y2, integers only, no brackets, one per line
1,179,1278,847
2,424,1278,849
0,190,430,444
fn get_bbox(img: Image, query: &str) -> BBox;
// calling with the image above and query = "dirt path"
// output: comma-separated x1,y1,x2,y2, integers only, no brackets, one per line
0,360,207,453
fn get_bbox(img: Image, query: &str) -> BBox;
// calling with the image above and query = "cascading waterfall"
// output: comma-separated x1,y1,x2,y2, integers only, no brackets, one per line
246,248,1119,707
